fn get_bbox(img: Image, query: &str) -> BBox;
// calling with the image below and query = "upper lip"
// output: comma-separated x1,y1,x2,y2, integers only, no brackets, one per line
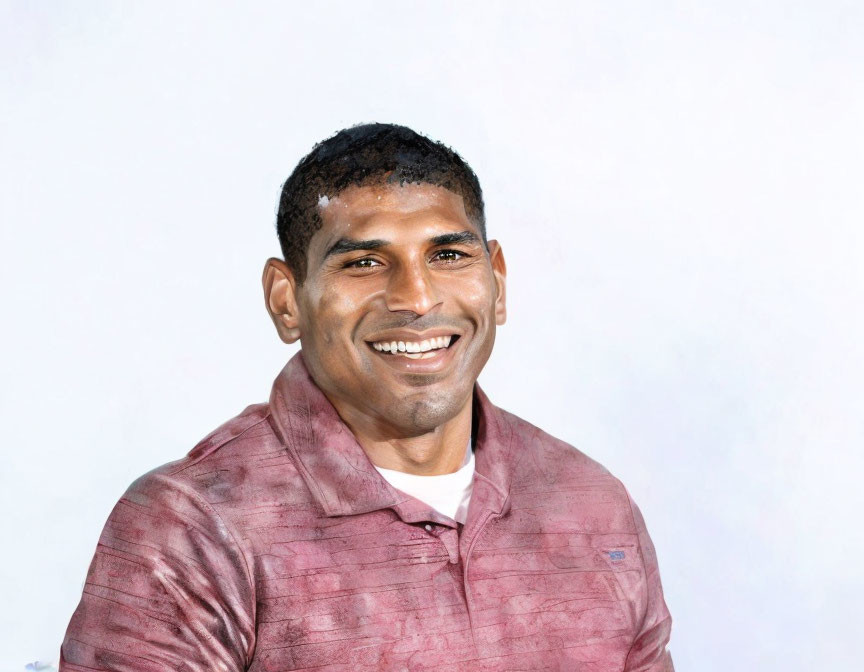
364,329,462,344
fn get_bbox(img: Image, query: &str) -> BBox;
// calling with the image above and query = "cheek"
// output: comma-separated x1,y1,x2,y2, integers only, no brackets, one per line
304,287,364,347
447,272,497,322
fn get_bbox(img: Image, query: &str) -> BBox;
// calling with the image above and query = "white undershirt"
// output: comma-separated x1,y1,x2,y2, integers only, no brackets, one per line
373,441,475,524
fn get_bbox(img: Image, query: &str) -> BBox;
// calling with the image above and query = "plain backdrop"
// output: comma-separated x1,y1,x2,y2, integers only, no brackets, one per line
2,1,862,669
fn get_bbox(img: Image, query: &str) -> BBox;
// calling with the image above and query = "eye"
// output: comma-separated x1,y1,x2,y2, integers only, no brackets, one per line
432,249,468,263
344,257,382,269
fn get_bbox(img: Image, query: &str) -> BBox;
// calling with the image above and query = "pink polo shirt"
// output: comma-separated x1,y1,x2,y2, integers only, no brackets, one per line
60,352,674,671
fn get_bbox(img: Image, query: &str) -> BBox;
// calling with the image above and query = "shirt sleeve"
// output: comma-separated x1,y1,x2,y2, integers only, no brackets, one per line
59,471,256,671
623,490,675,672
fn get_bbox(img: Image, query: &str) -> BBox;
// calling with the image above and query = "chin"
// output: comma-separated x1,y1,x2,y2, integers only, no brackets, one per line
387,389,467,436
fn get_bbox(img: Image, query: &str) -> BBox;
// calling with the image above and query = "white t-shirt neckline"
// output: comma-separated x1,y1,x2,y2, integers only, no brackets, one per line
373,440,475,524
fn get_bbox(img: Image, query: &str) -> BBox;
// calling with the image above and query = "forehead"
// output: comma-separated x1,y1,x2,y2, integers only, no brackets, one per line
313,183,476,245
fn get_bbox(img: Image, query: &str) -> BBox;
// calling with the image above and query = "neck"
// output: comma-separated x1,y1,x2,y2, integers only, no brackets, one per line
327,396,473,476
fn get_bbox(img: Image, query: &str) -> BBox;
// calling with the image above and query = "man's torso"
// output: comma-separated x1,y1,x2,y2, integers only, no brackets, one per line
60,354,672,671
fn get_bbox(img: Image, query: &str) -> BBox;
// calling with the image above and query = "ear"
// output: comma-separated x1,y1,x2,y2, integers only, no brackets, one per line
487,239,507,326
262,258,302,344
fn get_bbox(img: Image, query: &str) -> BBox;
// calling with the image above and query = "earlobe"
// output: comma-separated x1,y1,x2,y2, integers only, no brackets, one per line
262,258,302,344
487,240,507,326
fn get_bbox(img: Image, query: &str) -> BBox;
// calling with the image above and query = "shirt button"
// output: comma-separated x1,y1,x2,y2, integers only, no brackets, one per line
424,524,432,531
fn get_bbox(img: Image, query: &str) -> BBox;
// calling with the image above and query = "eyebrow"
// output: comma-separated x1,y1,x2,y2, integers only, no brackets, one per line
322,230,481,261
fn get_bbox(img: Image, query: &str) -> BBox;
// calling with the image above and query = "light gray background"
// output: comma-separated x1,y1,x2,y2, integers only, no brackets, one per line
2,1,862,669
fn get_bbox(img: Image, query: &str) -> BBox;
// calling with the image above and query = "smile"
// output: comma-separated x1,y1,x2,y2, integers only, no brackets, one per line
369,335,456,359
366,331,465,374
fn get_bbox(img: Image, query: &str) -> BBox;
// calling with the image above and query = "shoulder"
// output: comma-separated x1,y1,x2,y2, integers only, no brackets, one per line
66,413,262,670
122,401,298,518
497,405,617,482
496,406,640,533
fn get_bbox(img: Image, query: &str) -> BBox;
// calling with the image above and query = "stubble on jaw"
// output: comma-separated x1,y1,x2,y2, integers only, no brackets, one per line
406,396,464,434
368,383,470,436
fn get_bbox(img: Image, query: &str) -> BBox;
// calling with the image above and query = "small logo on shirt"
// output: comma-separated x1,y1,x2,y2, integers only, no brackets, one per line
607,550,625,562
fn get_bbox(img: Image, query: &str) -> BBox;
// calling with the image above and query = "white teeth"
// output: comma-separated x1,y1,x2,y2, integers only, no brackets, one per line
370,335,457,355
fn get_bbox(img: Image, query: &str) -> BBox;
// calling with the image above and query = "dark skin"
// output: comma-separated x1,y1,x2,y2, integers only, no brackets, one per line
262,182,507,475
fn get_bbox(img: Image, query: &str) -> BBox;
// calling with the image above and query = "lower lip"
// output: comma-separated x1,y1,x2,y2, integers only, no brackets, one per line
366,338,462,374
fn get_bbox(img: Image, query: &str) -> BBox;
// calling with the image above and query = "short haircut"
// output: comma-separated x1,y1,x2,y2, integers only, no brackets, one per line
276,123,486,284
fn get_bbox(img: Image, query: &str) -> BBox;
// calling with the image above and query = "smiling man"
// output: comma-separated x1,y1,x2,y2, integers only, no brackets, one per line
60,124,674,670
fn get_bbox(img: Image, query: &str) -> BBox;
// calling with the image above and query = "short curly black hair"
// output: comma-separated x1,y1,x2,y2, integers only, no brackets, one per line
276,123,486,284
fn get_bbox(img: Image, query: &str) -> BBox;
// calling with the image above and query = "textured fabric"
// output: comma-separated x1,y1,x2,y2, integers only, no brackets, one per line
60,351,674,671
373,439,474,524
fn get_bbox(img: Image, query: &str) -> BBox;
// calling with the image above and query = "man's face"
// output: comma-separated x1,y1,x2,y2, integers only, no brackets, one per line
281,182,506,437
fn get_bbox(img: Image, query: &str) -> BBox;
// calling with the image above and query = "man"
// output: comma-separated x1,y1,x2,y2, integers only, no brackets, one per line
60,123,674,670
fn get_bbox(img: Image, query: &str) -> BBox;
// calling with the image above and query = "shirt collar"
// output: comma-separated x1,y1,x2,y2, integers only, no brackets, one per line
267,351,515,524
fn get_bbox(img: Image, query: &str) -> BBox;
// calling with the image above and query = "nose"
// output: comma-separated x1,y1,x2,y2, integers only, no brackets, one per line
385,259,440,315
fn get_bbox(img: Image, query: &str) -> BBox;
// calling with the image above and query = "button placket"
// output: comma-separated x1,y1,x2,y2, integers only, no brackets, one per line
418,523,460,563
